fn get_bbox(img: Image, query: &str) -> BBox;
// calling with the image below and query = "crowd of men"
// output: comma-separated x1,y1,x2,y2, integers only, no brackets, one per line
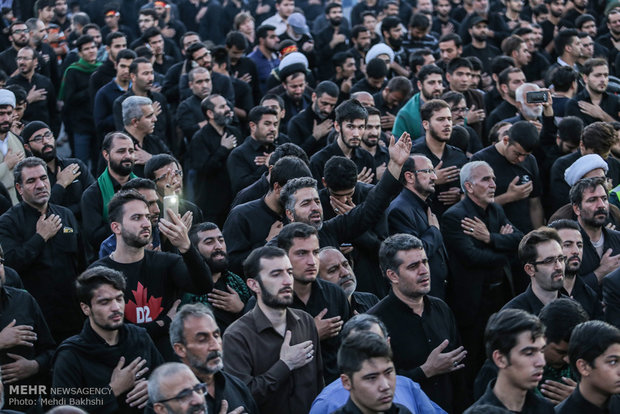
2,0,620,412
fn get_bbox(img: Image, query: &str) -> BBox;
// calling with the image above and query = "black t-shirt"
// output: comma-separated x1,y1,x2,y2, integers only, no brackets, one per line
471,145,542,233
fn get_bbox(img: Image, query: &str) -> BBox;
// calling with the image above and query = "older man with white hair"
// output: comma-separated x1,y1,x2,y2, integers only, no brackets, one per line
502,83,545,125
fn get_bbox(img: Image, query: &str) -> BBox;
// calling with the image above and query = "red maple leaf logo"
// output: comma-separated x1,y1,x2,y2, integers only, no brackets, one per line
125,282,164,324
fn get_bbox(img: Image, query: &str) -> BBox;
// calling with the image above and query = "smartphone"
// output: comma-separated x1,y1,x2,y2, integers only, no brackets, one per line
519,175,531,185
163,195,179,221
340,243,352,248
526,91,548,104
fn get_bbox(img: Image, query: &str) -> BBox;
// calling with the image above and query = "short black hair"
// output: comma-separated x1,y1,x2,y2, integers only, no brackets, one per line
420,99,450,122
323,156,358,191
225,31,248,50
186,42,208,57
315,80,339,99
557,116,583,146
129,57,151,74
121,177,156,192
270,156,312,189
379,234,423,278
248,106,278,125
581,121,617,154
335,99,368,124
13,157,46,186
518,227,562,265
144,154,179,180
102,131,132,153
447,57,473,75
107,190,148,224
269,142,310,167
575,13,596,29
381,16,401,35
260,94,285,110
5,84,26,104
409,13,430,29
243,246,288,281
507,121,538,153
76,266,127,306
554,28,579,56
105,31,126,47
76,34,95,51
256,24,276,39
538,298,589,344
189,222,219,246
276,222,318,253
417,64,443,82
550,66,578,93
337,331,392,379
485,308,545,363
366,58,388,79
116,48,137,62
438,33,462,47
491,56,515,76
211,45,230,67
569,321,620,379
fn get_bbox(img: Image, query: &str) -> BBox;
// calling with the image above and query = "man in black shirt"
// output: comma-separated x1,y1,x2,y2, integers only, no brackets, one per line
501,35,531,80
22,121,94,221
185,222,252,332
53,267,163,413
287,80,338,157
176,67,211,143
315,3,350,81
502,227,567,315
0,21,32,77
0,157,86,342
88,31,127,102
309,99,375,188
228,107,279,193
372,76,410,132
467,309,554,413
276,223,351,384
91,190,213,359
471,121,544,234
368,233,467,413
462,15,501,76
387,154,449,300
169,303,258,413
187,94,240,227
485,67,525,133
318,246,379,314
556,321,620,413
361,107,389,178
121,96,170,178
565,58,620,125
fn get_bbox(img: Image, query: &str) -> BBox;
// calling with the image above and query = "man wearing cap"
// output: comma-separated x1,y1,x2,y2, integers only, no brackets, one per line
0,89,25,205
280,13,316,69
22,121,94,221
462,15,500,76
278,54,313,126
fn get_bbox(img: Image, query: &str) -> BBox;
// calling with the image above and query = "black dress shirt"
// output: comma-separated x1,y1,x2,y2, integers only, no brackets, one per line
502,284,565,315
287,107,332,157
291,278,351,383
6,73,60,135
309,140,376,189
227,137,275,193
561,275,604,320
565,88,620,126
350,291,379,313
46,157,95,221
466,380,554,413
368,292,465,413
556,386,620,414
231,173,270,209
205,371,259,414
177,94,206,141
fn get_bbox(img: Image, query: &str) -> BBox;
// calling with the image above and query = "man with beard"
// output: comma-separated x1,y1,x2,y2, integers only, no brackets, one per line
6,46,60,135
441,161,523,389
53,266,163,413
177,67,212,142
288,81,338,157
386,153,450,300
348,26,371,78
170,303,258,413
187,94,240,227
0,157,86,342
228,107,281,193
597,8,620,70
88,32,128,102
373,76,411,132
458,0,510,48
309,99,376,188
316,3,350,81
0,90,25,206
93,49,136,139
393,64,444,139
503,227,568,315
91,190,213,359
441,91,482,155
24,17,60,87
548,219,603,320
185,223,252,332
318,246,379,313
223,246,323,414
472,121,544,234
462,16,500,76
569,177,620,291
380,16,409,78
81,132,138,253
502,82,545,124
248,25,280,96
411,100,467,218
276,223,351,384
122,96,170,178
0,22,33,77
565,58,620,125
330,52,357,104
360,107,389,180
113,58,172,152
23,121,94,220
486,68,526,133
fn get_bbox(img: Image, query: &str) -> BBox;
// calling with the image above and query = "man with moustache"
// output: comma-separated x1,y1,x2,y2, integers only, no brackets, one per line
0,157,86,342
90,190,213,359
223,246,323,414
411,99,467,218
386,153,450,300
360,107,389,180
318,247,379,314
393,64,444,140
548,219,604,321
0,90,25,205
0,22,34,77
287,81,339,158
22,121,94,220
6,46,59,134
185,223,252,332
170,303,258,413
502,227,568,315
177,67,212,143
53,266,163,413
309,99,376,189
81,132,137,253
441,161,523,388
227,107,280,193
570,177,620,293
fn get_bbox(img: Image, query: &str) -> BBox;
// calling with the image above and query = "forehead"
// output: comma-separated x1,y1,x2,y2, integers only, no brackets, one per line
30,127,50,138
155,162,179,174
92,283,123,300
367,114,381,124
431,107,451,119
294,186,319,200
12,24,27,32
136,62,152,72
137,188,158,201
262,99,280,108
589,65,609,74
110,136,133,151
161,370,199,397
582,184,607,197
439,40,457,49
355,357,394,376
291,235,320,250
396,247,427,264
535,239,562,257
472,164,493,179
259,255,292,273
198,228,223,240
557,228,582,243
18,48,34,57
319,249,346,265
511,330,544,353
193,71,211,80
183,313,218,336
413,155,432,168
423,74,443,84
21,165,46,178
258,114,278,123
123,199,149,216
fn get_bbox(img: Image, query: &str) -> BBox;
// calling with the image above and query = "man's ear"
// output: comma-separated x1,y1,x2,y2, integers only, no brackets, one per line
173,343,187,359
422,119,429,131
340,373,352,391
385,268,399,285
575,358,592,378
79,302,91,317
524,262,536,278
492,349,509,369
15,182,23,197
110,220,121,235
285,208,295,222
246,278,260,295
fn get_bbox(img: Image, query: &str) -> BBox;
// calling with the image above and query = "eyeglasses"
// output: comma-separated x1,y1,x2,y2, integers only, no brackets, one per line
12,29,29,35
452,107,469,114
154,169,183,182
414,168,436,174
29,131,54,144
156,383,207,404
531,255,566,266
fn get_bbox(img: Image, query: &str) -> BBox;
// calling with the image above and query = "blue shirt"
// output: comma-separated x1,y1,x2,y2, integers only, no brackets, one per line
248,49,280,94
309,375,446,414
99,227,161,258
